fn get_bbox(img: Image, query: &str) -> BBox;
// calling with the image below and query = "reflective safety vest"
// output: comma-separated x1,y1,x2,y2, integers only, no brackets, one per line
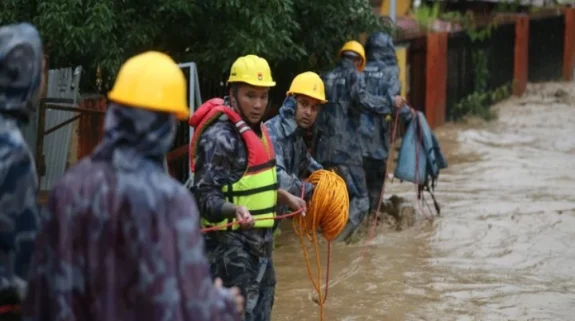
189,98,277,231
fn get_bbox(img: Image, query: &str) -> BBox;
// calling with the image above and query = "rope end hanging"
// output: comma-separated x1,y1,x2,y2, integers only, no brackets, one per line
294,169,350,321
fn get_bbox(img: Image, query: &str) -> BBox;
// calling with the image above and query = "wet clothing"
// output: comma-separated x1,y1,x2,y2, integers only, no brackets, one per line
314,59,394,166
0,23,43,300
362,32,412,212
205,241,275,321
191,97,277,321
190,99,277,232
23,104,239,321
363,157,386,212
264,96,322,203
313,58,394,240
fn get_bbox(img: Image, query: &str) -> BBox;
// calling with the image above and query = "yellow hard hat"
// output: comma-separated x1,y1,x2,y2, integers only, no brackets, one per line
108,51,189,120
227,54,276,87
339,40,366,71
286,71,327,104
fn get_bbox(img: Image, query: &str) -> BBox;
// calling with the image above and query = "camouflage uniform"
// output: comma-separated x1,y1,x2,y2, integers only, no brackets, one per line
362,32,412,212
192,97,275,321
0,23,42,307
313,58,395,241
264,96,322,204
23,104,240,321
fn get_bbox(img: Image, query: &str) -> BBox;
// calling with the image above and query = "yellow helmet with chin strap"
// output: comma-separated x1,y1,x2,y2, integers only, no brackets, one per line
227,55,276,87
286,71,327,104
108,51,189,120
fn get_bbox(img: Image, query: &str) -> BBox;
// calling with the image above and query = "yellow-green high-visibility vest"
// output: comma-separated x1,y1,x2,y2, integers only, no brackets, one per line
189,100,277,231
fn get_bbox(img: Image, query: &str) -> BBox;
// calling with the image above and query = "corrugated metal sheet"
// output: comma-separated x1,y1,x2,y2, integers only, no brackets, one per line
39,66,83,190
176,62,202,188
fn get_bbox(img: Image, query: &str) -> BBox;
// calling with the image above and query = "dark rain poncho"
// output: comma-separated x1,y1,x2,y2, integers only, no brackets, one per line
23,104,240,321
0,22,42,294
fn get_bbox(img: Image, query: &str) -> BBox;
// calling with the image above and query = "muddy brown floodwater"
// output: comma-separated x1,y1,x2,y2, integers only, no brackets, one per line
272,82,575,321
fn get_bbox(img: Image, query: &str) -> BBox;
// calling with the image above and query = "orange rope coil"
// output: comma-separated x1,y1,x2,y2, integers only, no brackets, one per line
293,169,349,321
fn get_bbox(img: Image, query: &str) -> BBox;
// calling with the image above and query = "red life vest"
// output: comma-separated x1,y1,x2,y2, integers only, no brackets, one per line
189,98,275,174
189,98,278,230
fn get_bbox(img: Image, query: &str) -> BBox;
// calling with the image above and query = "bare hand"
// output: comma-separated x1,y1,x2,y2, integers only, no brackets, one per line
234,205,254,229
286,194,307,216
393,95,406,108
214,278,245,315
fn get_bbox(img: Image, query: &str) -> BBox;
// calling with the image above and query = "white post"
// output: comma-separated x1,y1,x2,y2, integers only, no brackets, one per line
177,62,202,187
390,0,397,23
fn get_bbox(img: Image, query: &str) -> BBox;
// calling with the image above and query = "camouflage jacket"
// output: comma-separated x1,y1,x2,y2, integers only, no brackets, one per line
362,32,412,160
23,104,239,321
0,22,43,289
265,96,321,202
313,59,395,166
191,97,274,258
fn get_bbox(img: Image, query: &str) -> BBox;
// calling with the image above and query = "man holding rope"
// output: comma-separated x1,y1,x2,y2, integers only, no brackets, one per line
265,71,326,208
313,41,402,243
189,54,307,321
362,32,414,221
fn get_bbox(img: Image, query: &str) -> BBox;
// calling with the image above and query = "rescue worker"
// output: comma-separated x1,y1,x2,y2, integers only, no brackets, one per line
313,40,401,243
362,31,413,215
264,71,326,203
0,23,43,318
23,51,243,321
189,54,307,321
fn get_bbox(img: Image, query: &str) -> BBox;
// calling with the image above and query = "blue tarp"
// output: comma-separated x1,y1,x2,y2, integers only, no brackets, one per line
394,111,447,187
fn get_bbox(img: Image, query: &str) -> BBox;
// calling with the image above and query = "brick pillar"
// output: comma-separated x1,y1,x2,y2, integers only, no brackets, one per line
513,15,529,96
563,8,575,81
425,32,448,129
77,97,107,159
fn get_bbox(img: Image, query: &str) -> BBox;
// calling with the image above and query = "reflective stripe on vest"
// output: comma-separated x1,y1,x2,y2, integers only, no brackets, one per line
189,101,278,231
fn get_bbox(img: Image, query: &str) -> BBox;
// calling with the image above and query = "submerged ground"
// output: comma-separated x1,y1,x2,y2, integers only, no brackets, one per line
272,82,575,321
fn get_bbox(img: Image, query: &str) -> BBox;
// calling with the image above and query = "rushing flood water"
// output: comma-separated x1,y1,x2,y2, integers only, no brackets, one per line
272,82,575,321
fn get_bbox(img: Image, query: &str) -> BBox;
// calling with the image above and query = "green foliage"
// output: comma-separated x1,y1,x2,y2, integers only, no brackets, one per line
451,83,510,121
0,0,385,92
441,12,510,121
412,3,441,30
291,0,384,71
494,0,523,13
1,0,197,91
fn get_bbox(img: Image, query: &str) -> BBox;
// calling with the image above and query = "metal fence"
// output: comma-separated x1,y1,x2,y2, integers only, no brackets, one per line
445,21,516,120
528,14,566,82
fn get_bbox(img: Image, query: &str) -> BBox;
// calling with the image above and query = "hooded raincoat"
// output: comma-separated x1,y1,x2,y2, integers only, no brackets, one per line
264,96,322,202
361,31,412,211
23,104,239,321
0,23,42,294
313,58,396,241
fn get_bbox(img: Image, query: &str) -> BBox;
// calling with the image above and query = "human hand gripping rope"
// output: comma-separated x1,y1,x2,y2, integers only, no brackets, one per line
200,170,350,321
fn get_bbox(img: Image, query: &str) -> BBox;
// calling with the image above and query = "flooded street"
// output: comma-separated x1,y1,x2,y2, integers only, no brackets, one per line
272,82,575,321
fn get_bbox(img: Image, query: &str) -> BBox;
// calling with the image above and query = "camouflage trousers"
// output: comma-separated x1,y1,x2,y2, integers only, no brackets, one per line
363,157,387,213
326,164,370,241
205,241,276,321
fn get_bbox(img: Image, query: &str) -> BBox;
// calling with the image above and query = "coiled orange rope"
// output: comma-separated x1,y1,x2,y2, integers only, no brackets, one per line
293,169,349,321
200,169,349,321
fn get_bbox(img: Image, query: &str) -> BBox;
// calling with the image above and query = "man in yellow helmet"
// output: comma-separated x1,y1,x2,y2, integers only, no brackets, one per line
264,72,326,204
313,40,402,243
189,55,307,321
24,51,244,321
